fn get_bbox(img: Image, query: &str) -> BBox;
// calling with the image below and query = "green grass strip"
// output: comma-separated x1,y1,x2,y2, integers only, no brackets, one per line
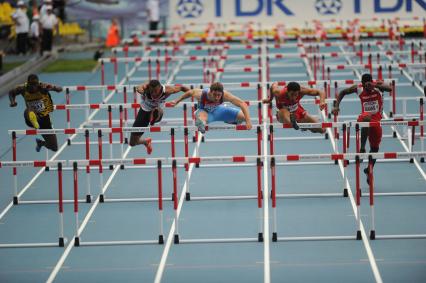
2,61,25,73
43,59,97,73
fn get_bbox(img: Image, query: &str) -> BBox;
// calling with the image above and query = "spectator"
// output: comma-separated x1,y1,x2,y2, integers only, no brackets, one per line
12,1,29,55
146,0,160,39
105,18,120,48
40,5,58,55
39,0,52,19
29,14,40,53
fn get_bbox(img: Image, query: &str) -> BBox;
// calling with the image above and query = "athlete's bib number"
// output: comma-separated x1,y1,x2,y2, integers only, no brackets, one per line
363,101,379,113
286,104,298,112
28,100,45,113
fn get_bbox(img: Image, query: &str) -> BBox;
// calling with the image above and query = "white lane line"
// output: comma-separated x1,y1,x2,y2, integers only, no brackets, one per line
153,137,202,283
261,34,271,283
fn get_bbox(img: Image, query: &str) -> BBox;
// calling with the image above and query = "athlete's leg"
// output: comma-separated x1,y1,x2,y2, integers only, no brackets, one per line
195,109,208,133
276,108,300,130
300,113,325,134
24,109,40,129
276,108,291,123
358,114,372,153
129,108,153,153
150,107,164,125
364,125,382,184
39,115,58,152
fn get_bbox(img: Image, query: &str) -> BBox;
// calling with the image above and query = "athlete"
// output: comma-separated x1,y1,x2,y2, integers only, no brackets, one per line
129,79,189,152
169,82,252,133
263,81,326,133
9,74,62,152
332,73,392,184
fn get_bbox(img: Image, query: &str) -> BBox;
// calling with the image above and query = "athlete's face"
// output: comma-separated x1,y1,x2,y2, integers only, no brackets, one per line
209,90,223,103
27,81,39,94
287,90,299,102
363,81,374,91
150,85,162,99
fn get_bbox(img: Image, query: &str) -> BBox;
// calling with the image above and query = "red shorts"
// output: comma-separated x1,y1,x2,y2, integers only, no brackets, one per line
357,112,382,148
278,105,307,122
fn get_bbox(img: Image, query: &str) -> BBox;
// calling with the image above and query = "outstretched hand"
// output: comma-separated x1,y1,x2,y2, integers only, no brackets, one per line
319,101,327,111
168,100,179,107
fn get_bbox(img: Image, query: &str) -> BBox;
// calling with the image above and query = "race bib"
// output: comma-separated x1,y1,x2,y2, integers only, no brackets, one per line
363,101,379,113
28,100,45,113
286,103,298,112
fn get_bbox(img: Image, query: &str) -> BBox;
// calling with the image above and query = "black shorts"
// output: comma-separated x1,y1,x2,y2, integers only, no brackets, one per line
24,110,53,129
131,108,151,138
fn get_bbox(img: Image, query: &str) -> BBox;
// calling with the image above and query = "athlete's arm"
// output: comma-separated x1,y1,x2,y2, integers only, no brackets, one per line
224,91,252,129
263,82,280,104
164,84,190,97
40,82,63,92
135,82,149,94
8,85,24,107
300,87,327,110
374,81,392,92
169,89,202,107
333,84,358,114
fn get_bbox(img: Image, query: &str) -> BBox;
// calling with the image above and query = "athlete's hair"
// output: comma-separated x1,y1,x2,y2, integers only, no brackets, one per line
210,82,224,93
148,79,161,89
361,73,373,83
27,74,39,84
287,82,301,92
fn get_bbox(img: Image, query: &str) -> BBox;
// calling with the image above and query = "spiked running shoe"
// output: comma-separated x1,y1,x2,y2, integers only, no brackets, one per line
195,116,206,134
144,138,152,155
35,138,43,152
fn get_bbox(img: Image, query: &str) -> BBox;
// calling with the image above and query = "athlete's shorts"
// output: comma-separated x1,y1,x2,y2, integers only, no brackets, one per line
24,110,52,129
196,105,240,124
277,105,307,122
357,112,382,148
131,107,163,138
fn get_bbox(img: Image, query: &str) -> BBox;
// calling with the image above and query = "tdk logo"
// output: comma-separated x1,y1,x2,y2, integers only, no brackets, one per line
355,0,425,13
215,0,294,16
185,0,426,19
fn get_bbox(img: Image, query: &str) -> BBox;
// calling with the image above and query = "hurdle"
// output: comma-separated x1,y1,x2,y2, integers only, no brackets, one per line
0,160,66,248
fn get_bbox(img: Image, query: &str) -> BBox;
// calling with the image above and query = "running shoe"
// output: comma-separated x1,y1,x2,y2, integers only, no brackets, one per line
364,168,370,185
35,138,43,152
195,116,206,134
28,111,39,129
145,138,152,155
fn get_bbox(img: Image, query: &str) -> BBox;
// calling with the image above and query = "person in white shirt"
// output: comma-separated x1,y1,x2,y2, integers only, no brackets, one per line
40,5,58,54
29,15,40,53
39,0,52,18
11,1,29,55
146,0,160,38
